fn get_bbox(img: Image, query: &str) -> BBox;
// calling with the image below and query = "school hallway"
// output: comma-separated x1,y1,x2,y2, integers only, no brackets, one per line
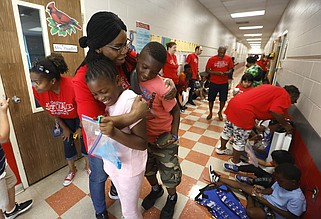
14,67,246,219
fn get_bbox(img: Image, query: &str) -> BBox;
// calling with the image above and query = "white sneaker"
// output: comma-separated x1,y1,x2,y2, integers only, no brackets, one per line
63,171,76,187
215,148,233,155
228,158,245,165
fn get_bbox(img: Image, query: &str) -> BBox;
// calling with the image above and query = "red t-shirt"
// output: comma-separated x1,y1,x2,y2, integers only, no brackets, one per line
33,76,78,119
186,53,198,79
225,85,291,130
163,52,179,84
139,76,177,142
236,83,254,93
257,59,269,71
206,55,233,84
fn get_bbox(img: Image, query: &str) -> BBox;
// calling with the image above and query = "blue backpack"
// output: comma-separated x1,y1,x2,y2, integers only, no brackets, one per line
195,184,249,219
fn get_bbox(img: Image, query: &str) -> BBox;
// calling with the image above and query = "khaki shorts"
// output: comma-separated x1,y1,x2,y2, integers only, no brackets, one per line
0,164,17,210
145,142,182,188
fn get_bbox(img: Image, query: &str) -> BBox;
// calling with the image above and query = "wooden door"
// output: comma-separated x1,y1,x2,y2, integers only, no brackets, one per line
0,0,84,184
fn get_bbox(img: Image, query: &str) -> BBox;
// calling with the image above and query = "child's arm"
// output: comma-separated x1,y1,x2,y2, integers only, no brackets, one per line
258,197,301,219
103,120,147,151
0,98,10,143
100,95,149,132
170,103,180,137
258,159,273,167
57,117,73,142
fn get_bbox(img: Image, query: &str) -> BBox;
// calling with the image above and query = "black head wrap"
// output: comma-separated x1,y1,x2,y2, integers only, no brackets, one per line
79,12,127,50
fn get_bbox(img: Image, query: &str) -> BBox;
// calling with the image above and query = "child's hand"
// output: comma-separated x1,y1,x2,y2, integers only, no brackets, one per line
130,95,149,119
62,128,72,142
73,128,82,139
99,121,115,137
0,97,9,112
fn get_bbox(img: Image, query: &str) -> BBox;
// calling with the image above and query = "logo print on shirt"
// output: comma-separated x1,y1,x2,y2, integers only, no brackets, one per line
45,101,74,115
214,61,228,68
140,86,156,120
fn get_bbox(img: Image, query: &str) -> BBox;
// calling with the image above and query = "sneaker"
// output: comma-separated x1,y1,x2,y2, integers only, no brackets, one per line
208,165,220,183
108,185,119,200
63,170,76,187
160,194,178,219
142,186,164,210
4,200,33,219
228,158,244,165
224,163,239,172
215,148,233,155
235,174,253,185
95,210,109,219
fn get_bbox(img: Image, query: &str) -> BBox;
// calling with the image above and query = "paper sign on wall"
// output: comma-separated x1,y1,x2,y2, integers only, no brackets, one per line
53,44,78,52
136,21,150,53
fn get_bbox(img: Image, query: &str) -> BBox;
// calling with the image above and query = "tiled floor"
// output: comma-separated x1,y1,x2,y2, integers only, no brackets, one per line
15,67,246,219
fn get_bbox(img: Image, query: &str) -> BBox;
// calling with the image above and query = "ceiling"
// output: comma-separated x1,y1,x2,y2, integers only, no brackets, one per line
198,0,291,49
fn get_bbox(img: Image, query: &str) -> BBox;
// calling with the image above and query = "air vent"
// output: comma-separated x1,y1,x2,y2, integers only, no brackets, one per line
236,21,249,24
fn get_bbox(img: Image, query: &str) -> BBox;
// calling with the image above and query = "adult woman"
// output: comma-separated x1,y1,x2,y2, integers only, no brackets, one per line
73,12,176,219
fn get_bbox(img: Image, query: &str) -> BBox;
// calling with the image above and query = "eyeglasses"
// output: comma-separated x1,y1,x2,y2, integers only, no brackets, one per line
104,38,132,54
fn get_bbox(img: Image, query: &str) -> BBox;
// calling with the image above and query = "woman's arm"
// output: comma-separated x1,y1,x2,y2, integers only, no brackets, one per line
99,95,149,133
0,98,10,143
102,120,147,151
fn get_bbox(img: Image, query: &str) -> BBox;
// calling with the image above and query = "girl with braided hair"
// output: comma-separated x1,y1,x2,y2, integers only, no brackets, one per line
30,53,89,187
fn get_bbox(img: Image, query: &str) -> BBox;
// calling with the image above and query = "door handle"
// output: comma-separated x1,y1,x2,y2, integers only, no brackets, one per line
12,96,21,104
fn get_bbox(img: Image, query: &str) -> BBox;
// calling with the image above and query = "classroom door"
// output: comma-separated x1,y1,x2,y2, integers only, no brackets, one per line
1,0,84,185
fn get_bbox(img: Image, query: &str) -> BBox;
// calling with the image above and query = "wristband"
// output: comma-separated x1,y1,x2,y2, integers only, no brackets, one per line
171,134,178,141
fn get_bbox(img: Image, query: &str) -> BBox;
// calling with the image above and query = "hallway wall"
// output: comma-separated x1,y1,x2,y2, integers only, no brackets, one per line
81,0,248,72
265,1,321,217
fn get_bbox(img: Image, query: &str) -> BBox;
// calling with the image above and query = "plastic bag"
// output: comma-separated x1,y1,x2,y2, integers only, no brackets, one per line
82,115,122,169
181,88,189,106
245,143,259,167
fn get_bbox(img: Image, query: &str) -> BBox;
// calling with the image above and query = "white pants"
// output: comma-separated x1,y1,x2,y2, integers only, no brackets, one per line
109,171,144,219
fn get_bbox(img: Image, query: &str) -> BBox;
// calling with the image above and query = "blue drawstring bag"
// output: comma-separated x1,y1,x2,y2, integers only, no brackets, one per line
82,115,122,169
195,184,249,219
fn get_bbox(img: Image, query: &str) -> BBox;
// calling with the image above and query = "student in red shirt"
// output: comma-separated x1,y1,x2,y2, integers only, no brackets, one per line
30,53,89,187
257,54,270,82
215,84,300,165
74,12,176,219
233,73,254,96
205,46,234,121
186,46,203,105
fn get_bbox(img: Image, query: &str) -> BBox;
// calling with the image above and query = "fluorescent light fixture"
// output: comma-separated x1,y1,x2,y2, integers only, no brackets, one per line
246,38,262,41
249,44,261,45
244,33,262,37
231,10,265,18
239,26,263,30
248,41,261,44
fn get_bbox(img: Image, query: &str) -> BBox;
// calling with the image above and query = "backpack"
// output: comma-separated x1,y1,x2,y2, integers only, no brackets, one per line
195,184,249,219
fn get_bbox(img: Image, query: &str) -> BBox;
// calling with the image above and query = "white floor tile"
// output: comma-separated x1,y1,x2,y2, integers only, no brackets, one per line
192,142,214,155
193,121,209,129
18,199,59,219
181,132,201,141
206,157,227,174
185,115,199,121
179,123,191,131
203,130,221,139
61,196,95,219
180,160,204,180
178,146,190,159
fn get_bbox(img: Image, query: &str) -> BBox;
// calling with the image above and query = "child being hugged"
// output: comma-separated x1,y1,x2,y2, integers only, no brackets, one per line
30,53,89,187
233,73,254,96
136,42,182,219
86,58,147,219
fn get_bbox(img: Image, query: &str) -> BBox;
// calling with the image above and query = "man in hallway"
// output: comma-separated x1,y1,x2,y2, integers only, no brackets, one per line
186,46,203,105
205,46,233,121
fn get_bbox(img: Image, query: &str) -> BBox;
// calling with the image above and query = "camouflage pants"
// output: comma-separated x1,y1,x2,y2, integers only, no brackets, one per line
145,142,182,188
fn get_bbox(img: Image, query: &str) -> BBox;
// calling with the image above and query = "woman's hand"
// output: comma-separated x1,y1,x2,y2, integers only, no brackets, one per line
163,78,177,100
100,120,115,137
62,128,72,142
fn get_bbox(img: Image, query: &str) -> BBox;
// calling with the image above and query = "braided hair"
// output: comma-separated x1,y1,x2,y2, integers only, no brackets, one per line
85,57,118,84
30,53,68,81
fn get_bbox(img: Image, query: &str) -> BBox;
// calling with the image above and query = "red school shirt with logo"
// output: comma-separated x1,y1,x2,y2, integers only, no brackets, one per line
33,76,78,119
206,55,233,84
186,53,199,79
163,52,179,84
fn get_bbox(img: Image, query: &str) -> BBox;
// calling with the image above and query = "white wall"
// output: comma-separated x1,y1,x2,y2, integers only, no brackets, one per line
264,0,321,136
81,0,248,72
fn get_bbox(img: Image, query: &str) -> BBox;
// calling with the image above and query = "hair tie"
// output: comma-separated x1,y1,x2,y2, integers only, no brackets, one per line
79,36,88,48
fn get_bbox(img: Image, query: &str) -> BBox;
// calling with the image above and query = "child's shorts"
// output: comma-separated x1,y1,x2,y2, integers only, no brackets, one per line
145,142,182,188
221,120,252,151
60,118,88,160
0,164,17,209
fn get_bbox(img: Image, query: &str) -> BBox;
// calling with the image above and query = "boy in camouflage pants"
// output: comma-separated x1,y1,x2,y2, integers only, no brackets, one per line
134,42,182,219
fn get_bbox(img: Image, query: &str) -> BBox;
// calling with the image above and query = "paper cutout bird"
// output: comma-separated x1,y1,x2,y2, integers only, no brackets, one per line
46,2,81,31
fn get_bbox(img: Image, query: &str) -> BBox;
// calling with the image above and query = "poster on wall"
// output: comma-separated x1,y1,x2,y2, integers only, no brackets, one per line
136,21,150,53
46,1,82,37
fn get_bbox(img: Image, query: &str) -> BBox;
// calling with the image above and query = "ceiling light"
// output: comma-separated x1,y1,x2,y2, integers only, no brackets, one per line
249,43,261,45
231,10,265,18
244,33,262,37
248,41,261,44
246,38,262,41
239,26,263,30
